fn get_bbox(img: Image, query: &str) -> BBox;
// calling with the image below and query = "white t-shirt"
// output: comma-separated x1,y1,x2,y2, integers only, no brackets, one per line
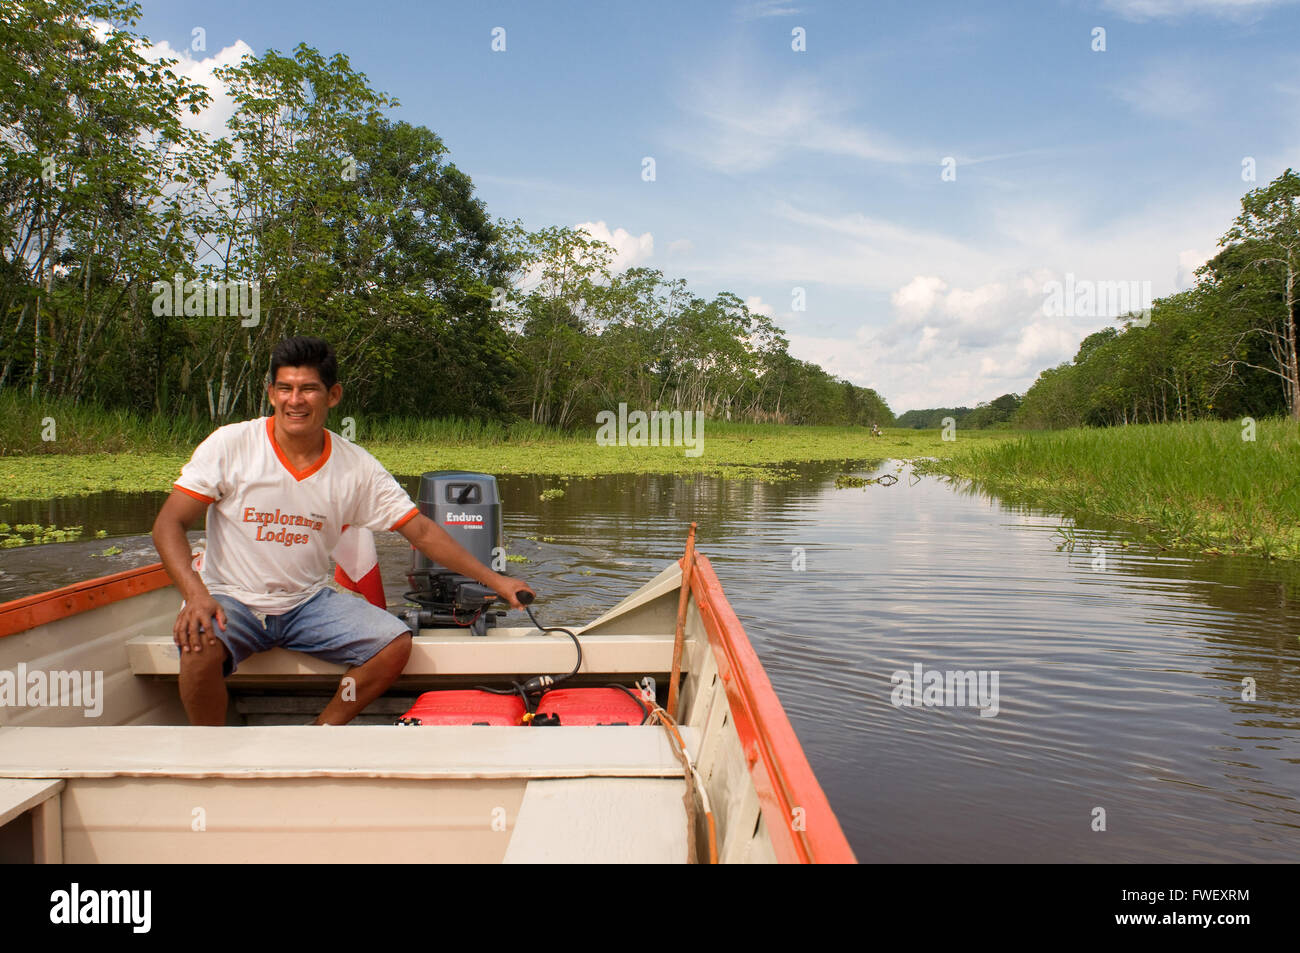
173,416,418,613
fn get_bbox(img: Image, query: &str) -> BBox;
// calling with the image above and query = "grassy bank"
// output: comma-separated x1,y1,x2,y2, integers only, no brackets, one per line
916,419,1300,559
0,394,1008,499
10,396,1292,562
0,392,569,456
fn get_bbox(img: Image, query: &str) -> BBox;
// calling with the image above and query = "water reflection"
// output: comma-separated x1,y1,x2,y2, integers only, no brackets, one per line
1,460,1297,862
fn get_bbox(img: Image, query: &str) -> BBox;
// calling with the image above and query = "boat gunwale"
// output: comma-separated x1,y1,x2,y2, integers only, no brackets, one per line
0,563,172,638
686,551,857,864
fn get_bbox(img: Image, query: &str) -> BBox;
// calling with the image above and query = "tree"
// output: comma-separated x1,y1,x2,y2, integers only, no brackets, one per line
501,225,615,427
323,116,511,418
183,44,396,420
1210,168,1300,419
1015,364,1081,429
0,0,211,398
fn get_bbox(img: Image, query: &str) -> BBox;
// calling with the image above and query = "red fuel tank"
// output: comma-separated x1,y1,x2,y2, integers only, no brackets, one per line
534,688,649,726
397,690,525,726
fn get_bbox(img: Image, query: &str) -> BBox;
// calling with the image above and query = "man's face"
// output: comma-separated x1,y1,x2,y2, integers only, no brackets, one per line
267,366,342,440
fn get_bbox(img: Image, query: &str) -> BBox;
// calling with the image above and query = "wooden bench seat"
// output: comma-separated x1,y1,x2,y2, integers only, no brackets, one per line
126,628,684,678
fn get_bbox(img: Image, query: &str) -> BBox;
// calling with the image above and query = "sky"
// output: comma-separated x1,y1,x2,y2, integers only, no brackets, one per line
125,0,1300,415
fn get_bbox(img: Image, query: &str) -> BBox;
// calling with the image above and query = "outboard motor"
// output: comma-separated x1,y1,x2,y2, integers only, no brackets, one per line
395,471,505,636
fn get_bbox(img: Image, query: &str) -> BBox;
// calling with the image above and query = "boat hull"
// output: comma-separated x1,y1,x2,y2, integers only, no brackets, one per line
0,548,856,863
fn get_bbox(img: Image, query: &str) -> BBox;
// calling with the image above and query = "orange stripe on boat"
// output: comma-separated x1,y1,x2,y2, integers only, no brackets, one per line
687,552,857,864
0,563,173,638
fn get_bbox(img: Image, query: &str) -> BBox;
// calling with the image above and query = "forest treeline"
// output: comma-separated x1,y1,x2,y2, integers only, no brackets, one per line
895,393,1022,430
901,164,1300,431
0,0,894,434
1013,172,1300,428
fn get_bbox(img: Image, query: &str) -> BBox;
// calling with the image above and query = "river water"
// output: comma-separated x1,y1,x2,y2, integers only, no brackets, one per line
1,460,1297,862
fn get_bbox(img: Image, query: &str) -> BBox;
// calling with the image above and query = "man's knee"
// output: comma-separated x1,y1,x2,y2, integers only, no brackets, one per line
380,632,412,671
360,631,411,682
179,641,230,677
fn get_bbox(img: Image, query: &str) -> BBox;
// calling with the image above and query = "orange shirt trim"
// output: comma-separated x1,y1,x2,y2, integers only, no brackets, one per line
390,507,419,532
265,416,332,482
173,483,215,505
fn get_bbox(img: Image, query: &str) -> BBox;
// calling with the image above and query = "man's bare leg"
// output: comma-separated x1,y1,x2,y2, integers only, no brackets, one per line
179,643,231,726
315,633,412,725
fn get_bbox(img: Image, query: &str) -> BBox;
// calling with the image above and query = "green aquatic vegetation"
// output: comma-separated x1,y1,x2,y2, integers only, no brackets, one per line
0,523,93,547
506,554,528,563
0,453,189,500
20,418,1297,558
0,424,1014,500
539,488,565,501
920,418,1300,559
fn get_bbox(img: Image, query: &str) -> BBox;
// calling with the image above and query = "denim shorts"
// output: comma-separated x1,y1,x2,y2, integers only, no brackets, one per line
183,587,410,677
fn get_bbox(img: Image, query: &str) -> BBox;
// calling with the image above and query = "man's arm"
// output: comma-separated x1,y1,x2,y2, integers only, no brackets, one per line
397,513,535,609
152,489,226,654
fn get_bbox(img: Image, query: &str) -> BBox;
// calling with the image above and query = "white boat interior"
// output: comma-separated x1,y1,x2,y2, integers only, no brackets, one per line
0,551,854,864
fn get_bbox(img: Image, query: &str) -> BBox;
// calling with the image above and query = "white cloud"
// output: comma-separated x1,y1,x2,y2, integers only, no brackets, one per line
684,202,1010,294
1100,0,1296,20
778,260,1182,412
1177,247,1214,288
1111,63,1215,120
891,275,948,316
745,295,774,317
786,308,1096,414
85,21,250,141
129,33,254,140
876,274,1051,353
677,178,1238,413
735,0,804,18
667,238,695,256
686,188,1236,310
668,65,916,174
573,221,654,272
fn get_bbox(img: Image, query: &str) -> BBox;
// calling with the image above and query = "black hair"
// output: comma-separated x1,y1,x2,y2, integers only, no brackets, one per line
269,337,338,389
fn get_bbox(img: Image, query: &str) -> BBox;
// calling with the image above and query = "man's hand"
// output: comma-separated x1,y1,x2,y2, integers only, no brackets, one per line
491,573,535,610
399,513,537,610
153,487,224,653
174,593,226,653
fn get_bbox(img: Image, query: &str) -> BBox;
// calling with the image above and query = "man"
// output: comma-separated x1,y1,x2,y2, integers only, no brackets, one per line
152,336,533,726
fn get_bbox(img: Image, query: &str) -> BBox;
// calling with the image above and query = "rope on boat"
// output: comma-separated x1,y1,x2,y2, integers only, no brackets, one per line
644,699,718,865
666,522,697,717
